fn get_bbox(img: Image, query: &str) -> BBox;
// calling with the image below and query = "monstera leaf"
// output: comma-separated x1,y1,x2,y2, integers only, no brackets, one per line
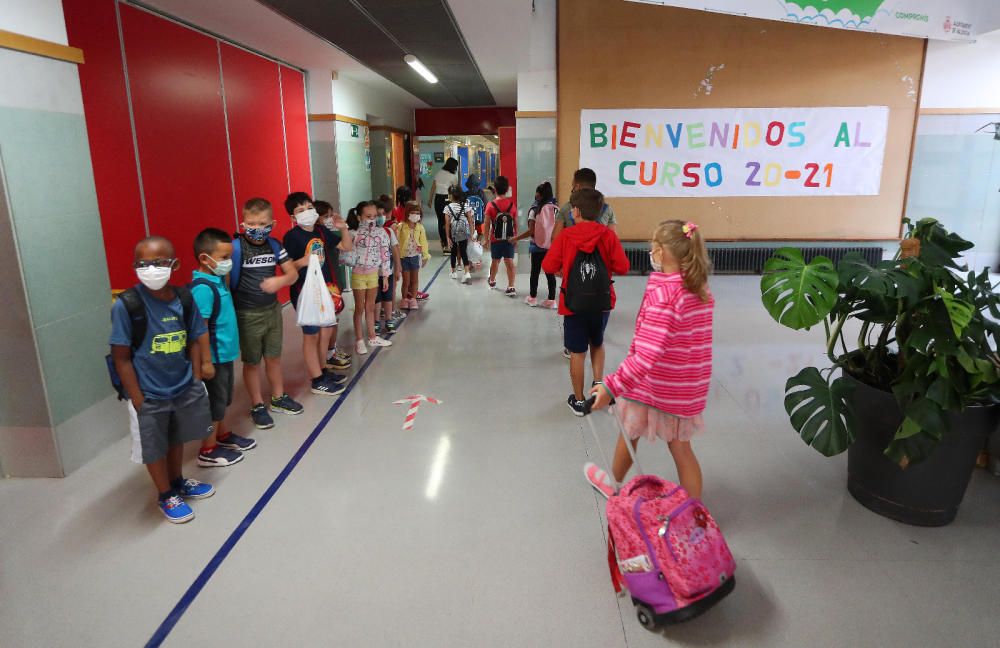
784,367,857,457
936,288,974,338
761,249,839,330
911,218,974,269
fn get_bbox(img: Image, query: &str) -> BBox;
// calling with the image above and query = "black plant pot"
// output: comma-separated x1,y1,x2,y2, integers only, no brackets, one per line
845,374,999,526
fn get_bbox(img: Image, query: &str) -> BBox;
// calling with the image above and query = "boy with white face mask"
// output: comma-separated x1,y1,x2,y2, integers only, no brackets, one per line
190,228,255,468
283,191,354,395
109,236,215,523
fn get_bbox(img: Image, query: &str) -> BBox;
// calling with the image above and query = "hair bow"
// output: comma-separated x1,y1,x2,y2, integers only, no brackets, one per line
682,222,699,239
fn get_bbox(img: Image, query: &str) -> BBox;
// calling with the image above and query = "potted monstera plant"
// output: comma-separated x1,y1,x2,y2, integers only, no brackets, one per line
760,218,1000,526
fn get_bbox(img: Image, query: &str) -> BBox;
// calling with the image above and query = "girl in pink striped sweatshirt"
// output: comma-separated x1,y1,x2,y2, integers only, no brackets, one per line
585,220,714,500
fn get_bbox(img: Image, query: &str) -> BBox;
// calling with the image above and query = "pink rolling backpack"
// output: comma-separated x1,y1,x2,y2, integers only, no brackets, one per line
587,406,736,630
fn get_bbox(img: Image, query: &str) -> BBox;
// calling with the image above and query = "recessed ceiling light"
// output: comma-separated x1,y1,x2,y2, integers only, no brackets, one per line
404,54,438,84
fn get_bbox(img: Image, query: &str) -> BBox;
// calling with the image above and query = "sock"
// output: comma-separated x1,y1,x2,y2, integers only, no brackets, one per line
217,431,231,442
200,444,217,454
170,476,185,490
158,490,174,501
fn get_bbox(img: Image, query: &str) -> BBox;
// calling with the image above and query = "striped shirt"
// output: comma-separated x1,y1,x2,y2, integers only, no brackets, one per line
604,273,714,418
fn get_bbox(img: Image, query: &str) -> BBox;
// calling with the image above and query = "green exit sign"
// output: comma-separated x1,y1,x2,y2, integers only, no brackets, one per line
351,124,359,138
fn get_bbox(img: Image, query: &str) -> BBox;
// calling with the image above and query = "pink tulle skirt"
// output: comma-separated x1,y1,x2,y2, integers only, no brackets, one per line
614,398,704,443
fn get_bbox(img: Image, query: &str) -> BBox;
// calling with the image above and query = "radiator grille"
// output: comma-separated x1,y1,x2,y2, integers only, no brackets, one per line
623,245,883,276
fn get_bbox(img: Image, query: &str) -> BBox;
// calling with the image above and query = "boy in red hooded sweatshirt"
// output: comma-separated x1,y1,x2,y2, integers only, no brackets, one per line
543,188,630,416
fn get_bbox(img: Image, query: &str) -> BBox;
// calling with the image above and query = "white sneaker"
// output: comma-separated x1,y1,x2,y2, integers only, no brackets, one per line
369,336,392,348
462,272,471,283
356,339,368,355
450,271,458,280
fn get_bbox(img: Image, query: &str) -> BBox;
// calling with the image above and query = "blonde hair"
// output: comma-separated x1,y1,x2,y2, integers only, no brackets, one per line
405,200,422,216
653,220,712,302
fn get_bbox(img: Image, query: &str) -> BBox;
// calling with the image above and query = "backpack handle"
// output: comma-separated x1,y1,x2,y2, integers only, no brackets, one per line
584,398,644,477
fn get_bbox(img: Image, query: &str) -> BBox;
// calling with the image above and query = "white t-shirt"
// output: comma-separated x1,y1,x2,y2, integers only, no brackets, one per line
434,170,457,195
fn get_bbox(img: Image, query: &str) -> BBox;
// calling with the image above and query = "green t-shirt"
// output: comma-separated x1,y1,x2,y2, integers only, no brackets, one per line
555,201,617,228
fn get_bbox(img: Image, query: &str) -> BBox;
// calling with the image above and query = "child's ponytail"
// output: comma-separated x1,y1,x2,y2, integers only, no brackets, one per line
653,220,713,302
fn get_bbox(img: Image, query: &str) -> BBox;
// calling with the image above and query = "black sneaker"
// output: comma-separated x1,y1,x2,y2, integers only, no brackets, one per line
567,395,590,417
322,369,348,385
197,446,244,468
562,348,572,360
271,393,304,415
326,353,351,371
311,375,346,396
250,404,275,429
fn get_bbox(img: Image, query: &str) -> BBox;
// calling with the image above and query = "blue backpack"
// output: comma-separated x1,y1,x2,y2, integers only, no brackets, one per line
230,235,283,290
467,196,485,225
188,279,222,362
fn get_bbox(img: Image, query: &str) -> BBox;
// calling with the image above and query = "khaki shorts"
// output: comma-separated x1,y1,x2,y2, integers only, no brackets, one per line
236,302,283,364
351,271,380,290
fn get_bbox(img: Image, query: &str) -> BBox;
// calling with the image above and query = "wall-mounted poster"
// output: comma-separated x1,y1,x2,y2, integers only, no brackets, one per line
579,107,889,198
434,152,445,163
627,0,978,41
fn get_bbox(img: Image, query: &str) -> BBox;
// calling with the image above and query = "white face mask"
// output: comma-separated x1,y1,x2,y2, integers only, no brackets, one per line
209,257,233,277
408,214,420,223
137,266,172,290
649,250,662,273
295,208,319,228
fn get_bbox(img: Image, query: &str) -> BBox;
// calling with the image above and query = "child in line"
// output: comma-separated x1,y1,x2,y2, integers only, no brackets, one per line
283,192,352,397
398,201,431,309
445,185,475,284
551,167,618,241
542,188,630,416
350,200,394,354
316,199,354,371
392,186,412,224
232,198,303,430
513,181,559,308
376,197,403,335
483,176,518,297
585,221,714,500
110,236,215,523
191,229,256,468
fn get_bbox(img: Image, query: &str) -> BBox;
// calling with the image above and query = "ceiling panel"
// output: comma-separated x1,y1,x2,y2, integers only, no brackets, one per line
258,0,495,107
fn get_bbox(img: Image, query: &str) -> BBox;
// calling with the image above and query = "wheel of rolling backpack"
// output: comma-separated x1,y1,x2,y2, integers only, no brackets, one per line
635,603,658,631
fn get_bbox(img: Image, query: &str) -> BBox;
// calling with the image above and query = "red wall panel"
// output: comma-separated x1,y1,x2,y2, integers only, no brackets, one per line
499,126,517,205
63,0,146,290
120,5,234,264
280,66,313,197
414,107,516,136
220,43,289,243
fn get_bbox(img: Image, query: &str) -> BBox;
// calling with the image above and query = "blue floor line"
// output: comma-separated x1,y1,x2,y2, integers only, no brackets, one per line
146,259,449,647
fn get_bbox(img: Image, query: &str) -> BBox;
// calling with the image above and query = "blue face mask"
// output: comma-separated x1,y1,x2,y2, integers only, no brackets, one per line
376,215,386,227
244,224,273,242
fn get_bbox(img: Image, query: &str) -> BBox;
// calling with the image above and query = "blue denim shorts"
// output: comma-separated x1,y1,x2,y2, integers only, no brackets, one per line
491,241,515,260
402,255,421,271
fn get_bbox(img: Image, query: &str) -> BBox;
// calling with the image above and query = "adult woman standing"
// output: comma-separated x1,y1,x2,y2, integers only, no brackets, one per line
428,157,459,255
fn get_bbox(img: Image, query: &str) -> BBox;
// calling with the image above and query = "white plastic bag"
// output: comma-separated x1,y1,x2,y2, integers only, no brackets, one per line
296,254,337,327
468,239,484,264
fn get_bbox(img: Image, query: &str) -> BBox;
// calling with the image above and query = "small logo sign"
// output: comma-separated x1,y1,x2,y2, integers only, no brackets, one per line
943,16,952,32
351,124,359,138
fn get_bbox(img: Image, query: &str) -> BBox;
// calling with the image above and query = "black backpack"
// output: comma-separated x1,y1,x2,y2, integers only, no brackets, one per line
105,286,195,401
564,249,612,314
490,200,515,241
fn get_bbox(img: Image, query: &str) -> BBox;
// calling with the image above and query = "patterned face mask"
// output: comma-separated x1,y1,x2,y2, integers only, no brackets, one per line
243,223,273,242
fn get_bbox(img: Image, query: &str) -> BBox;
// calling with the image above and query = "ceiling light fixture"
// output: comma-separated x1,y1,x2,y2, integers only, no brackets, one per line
404,55,438,84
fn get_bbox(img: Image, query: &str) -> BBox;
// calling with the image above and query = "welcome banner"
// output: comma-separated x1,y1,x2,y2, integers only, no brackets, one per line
579,107,889,199
627,0,978,41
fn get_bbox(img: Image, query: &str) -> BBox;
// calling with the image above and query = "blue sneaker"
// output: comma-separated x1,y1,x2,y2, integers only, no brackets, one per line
159,494,194,524
197,446,244,468
270,393,304,415
250,404,274,429
217,433,257,451
174,478,215,500
311,374,346,396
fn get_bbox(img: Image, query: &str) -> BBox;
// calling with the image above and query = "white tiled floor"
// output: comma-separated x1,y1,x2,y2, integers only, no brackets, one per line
2,263,999,647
